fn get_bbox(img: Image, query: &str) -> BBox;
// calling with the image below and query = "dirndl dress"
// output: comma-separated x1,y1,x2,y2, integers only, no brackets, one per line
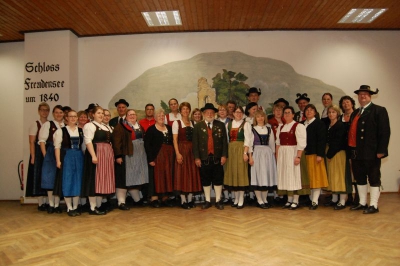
26,121,46,196
250,127,277,190
82,123,115,196
125,129,149,187
224,124,249,190
173,121,202,194
152,137,174,195
54,127,84,197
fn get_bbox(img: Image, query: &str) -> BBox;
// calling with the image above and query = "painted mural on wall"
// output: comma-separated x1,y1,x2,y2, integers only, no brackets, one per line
108,51,345,115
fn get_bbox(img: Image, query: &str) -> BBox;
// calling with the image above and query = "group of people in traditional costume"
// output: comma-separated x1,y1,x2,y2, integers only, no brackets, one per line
25,84,390,216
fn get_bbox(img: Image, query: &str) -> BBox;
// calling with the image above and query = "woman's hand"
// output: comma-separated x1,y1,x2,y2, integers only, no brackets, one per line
92,156,98,164
149,161,155,166
56,161,61,169
249,157,254,166
116,158,123,165
243,153,248,162
294,157,301,165
176,154,183,165
316,156,322,163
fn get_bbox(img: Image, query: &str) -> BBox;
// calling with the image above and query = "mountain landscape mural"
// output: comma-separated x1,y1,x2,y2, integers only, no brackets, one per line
109,51,345,115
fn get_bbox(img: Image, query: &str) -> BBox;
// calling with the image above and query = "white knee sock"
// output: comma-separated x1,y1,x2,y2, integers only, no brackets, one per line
369,186,381,208
339,194,347,206
89,196,96,211
47,191,54,207
129,189,141,202
312,188,321,205
234,191,239,204
64,197,72,211
203,186,211,202
54,196,60,207
188,193,193,203
288,195,294,204
73,197,79,210
332,194,339,202
357,185,368,205
116,188,127,205
37,196,44,206
96,196,103,207
261,191,268,203
238,191,245,206
293,194,299,204
254,191,263,205
214,185,223,202
180,194,187,204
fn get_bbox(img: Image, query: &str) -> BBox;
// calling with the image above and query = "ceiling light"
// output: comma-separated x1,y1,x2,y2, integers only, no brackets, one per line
141,11,182,27
338,8,387,23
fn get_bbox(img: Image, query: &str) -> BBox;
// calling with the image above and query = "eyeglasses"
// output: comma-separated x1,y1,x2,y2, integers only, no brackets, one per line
127,113,137,116
104,114,111,117
234,111,243,114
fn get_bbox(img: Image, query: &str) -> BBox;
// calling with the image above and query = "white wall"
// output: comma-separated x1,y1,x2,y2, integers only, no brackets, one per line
0,30,399,200
0,42,25,199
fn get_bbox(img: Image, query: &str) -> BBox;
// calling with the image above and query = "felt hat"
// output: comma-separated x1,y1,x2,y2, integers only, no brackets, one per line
246,87,261,96
114,99,130,107
200,103,218,112
245,102,258,116
354,85,379,95
295,93,310,103
273,98,289,106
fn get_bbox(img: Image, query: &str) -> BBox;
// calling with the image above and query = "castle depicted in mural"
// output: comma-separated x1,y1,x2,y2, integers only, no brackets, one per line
197,77,217,108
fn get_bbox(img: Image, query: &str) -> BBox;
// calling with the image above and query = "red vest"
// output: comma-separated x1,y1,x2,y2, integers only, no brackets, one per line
207,126,214,155
348,114,360,147
279,123,299,145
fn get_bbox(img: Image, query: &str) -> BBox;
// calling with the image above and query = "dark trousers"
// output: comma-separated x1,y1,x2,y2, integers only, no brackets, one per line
199,156,224,186
351,158,381,187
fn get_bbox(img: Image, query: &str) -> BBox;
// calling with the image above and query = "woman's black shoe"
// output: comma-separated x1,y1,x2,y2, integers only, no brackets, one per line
150,200,160,208
118,203,130,210
89,207,106,215
67,210,77,217
181,202,190,209
188,201,196,208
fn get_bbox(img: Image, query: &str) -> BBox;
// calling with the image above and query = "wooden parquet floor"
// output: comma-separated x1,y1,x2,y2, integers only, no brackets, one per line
1,194,400,266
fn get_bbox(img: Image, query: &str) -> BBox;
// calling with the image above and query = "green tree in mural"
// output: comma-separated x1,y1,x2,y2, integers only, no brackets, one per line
212,69,250,106
160,100,170,113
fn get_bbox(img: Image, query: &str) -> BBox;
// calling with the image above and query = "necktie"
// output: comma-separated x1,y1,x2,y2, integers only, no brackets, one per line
207,122,211,129
358,107,363,116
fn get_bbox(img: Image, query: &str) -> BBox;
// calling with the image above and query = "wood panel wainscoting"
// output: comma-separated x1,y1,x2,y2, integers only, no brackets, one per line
1,193,399,265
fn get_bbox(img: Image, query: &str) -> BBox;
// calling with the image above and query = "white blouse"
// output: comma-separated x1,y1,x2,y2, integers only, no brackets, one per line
248,124,276,153
38,121,64,144
164,113,181,124
226,119,252,149
172,119,193,134
83,121,112,144
276,120,306,151
29,120,45,136
54,126,80,149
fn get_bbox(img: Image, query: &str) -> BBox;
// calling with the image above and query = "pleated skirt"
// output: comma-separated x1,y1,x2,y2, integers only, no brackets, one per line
326,148,352,193
250,145,277,189
125,139,149,187
277,145,302,191
306,154,329,189
26,143,46,196
174,141,202,193
153,144,174,194
224,141,249,190
41,144,56,190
